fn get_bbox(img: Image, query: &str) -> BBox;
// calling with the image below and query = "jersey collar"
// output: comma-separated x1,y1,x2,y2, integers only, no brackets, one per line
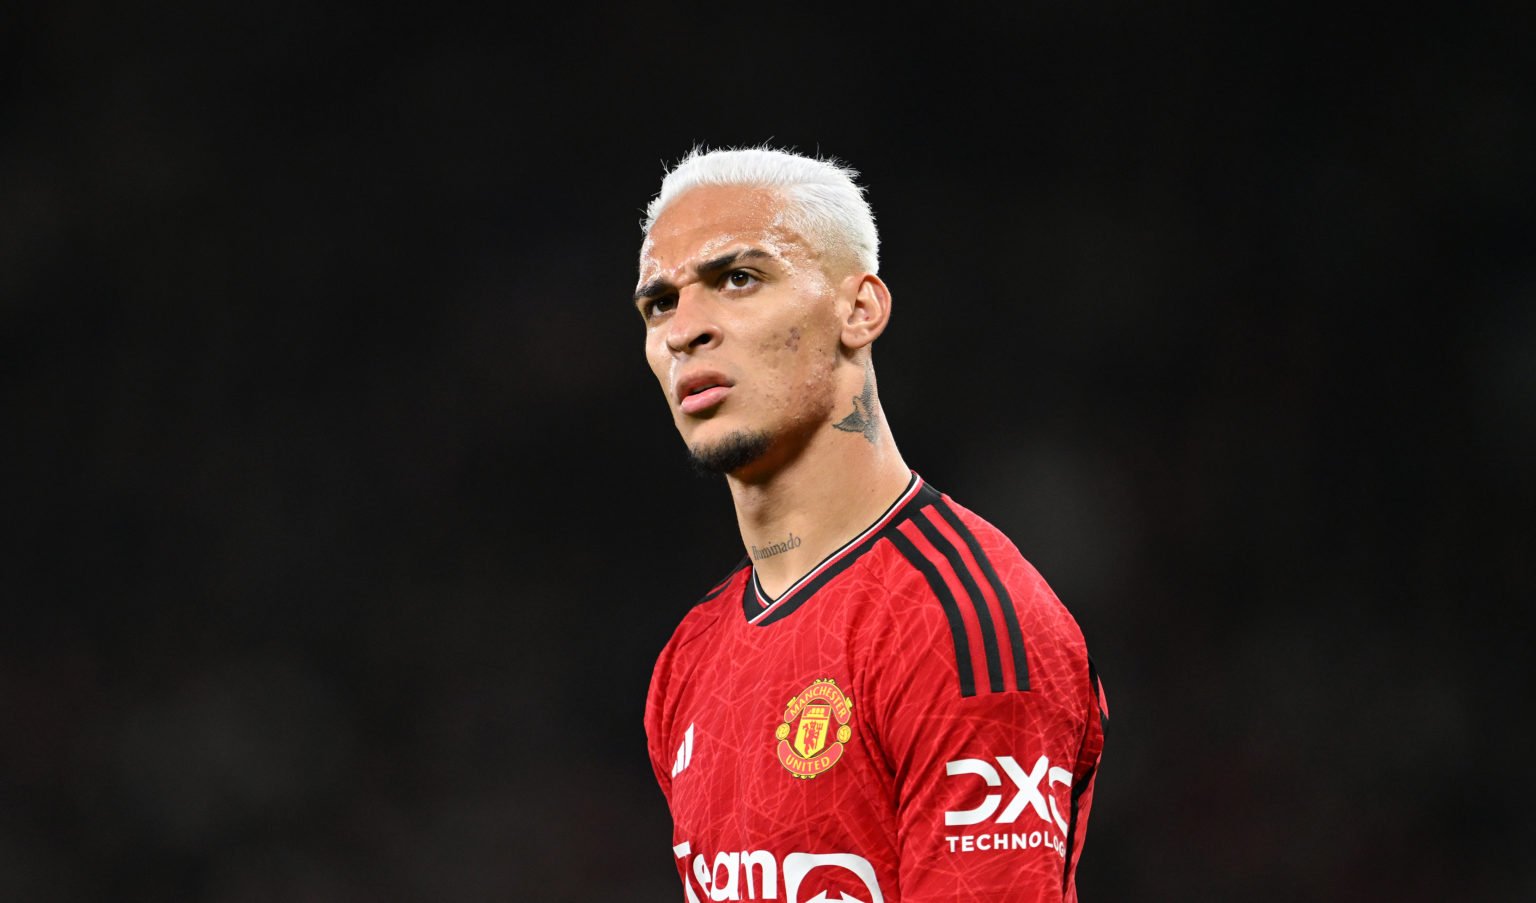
744,472,931,626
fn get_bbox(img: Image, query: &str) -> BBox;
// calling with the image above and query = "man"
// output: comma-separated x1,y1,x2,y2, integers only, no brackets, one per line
637,147,1106,903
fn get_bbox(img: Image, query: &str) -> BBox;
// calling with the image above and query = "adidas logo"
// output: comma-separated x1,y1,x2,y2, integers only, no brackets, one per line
671,723,695,778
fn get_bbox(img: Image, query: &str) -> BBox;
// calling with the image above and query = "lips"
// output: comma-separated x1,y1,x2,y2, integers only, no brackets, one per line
676,372,734,415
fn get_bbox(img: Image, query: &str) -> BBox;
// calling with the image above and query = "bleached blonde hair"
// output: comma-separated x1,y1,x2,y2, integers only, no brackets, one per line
641,146,880,274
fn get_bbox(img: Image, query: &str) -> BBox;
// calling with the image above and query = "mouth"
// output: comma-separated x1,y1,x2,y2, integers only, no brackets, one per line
676,372,734,415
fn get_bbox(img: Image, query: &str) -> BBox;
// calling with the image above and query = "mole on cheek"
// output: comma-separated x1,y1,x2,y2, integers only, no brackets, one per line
784,327,801,351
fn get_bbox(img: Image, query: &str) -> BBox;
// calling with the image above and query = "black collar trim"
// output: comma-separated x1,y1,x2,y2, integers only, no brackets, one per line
744,473,933,627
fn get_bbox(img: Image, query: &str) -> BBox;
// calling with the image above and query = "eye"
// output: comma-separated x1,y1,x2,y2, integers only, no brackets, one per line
725,270,757,289
641,295,677,320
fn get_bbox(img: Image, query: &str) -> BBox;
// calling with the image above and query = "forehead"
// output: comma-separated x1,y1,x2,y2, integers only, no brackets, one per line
639,185,814,281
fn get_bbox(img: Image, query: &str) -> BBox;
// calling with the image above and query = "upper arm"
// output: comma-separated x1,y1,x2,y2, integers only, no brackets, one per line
864,528,1100,902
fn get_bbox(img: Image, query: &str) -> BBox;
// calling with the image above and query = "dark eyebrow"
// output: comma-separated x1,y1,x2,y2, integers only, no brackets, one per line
633,278,670,304
697,248,773,278
633,248,774,303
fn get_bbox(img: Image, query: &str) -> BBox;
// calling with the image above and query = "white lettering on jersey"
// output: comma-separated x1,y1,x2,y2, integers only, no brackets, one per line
672,843,882,902
672,723,695,778
942,758,1002,825
942,755,1072,859
783,853,883,903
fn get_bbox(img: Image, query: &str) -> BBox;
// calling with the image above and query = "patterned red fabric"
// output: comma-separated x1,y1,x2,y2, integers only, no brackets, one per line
646,477,1105,903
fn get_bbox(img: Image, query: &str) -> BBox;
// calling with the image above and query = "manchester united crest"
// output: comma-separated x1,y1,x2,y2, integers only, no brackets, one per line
774,678,853,779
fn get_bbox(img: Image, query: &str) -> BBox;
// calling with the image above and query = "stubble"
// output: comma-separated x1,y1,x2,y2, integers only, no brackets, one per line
687,429,775,477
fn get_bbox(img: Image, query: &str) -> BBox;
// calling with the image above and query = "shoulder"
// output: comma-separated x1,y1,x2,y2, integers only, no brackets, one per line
938,494,1093,687
653,557,749,666
863,485,1089,702
909,490,1079,635
645,558,748,746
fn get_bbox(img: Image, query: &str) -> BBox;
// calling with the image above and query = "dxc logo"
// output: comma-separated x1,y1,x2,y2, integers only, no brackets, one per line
943,755,1072,834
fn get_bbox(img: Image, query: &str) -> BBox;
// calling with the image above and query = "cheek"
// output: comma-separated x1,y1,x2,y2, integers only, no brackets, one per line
757,327,839,416
645,336,673,391
760,324,829,375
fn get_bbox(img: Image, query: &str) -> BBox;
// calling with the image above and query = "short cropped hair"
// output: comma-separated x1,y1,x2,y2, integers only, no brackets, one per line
642,146,880,274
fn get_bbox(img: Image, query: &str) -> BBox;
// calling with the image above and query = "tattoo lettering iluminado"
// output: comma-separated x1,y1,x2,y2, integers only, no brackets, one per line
832,367,878,443
751,532,802,560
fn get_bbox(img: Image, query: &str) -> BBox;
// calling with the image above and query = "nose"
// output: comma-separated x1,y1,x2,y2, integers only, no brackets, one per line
664,286,721,354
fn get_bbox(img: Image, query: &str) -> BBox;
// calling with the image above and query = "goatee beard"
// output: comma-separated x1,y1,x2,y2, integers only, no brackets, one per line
687,430,773,476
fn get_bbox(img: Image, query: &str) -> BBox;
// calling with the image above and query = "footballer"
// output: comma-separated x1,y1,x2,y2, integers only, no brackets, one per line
637,147,1107,902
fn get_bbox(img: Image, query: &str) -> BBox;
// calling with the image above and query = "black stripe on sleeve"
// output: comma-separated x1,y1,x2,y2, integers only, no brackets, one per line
887,529,976,698
911,510,1005,693
1062,659,1106,893
932,499,1031,691
1060,758,1098,896
1089,656,1108,730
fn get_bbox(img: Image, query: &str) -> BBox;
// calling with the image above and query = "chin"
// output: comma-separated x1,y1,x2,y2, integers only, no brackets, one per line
686,429,774,476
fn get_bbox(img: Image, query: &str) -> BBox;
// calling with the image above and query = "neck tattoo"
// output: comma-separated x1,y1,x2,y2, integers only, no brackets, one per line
832,367,878,444
751,531,802,561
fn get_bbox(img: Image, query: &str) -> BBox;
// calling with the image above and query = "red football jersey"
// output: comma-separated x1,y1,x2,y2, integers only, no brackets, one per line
645,475,1107,903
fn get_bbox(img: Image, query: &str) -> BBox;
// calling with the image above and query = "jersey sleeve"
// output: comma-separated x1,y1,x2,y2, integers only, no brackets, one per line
860,512,1105,902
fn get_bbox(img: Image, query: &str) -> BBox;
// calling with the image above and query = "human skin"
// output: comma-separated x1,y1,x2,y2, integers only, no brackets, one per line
635,184,912,596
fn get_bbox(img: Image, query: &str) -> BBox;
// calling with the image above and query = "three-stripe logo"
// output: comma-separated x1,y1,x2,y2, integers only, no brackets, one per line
888,500,1031,698
671,723,695,778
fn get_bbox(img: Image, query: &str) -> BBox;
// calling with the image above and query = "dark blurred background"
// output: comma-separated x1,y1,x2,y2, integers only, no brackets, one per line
4,2,1532,900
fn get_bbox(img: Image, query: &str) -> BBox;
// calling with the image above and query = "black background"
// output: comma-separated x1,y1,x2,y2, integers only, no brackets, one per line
5,3,1533,900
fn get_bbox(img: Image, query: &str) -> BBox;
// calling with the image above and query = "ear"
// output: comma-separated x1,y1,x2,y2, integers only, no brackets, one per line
839,273,892,351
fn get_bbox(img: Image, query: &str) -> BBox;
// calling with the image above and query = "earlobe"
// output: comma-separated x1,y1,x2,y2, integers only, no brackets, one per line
841,274,892,350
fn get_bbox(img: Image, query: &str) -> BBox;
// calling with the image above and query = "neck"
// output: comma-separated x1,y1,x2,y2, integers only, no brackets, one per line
726,384,911,599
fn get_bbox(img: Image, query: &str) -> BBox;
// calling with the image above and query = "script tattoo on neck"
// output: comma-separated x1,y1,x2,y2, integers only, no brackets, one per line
832,366,878,444
751,531,802,561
